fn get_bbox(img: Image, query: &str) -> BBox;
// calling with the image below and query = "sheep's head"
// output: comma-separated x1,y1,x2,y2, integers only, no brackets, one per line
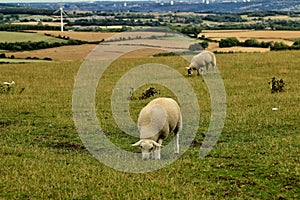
132,139,161,160
185,67,193,76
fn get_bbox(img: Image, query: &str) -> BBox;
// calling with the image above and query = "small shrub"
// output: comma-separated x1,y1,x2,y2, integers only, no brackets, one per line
43,57,52,61
153,52,177,57
269,77,285,93
138,87,160,100
189,43,204,51
0,53,6,58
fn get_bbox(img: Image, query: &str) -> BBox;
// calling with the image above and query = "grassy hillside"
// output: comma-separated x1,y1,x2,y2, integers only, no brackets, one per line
0,51,299,199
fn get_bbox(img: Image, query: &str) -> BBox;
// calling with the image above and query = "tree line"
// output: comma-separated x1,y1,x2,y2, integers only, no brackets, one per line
0,36,102,52
0,24,61,31
219,37,300,51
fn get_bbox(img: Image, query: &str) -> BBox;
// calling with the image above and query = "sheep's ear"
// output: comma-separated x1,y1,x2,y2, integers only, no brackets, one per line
132,140,143,147
185,67,190,69
152,141,162,147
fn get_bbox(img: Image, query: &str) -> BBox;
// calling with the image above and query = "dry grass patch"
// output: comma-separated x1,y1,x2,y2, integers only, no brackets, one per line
6,44,97,61
5,45,166,61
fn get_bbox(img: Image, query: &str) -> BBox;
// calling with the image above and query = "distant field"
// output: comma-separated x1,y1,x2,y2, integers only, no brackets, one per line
241,14,300,21
0,58,51,63
201,30,300,52
202,30,300,46
207,42,270,53
0,31,65,43
2,31,117,61
5,32,193,61
5,44,98,61
12,22,64,27
2,30,300,59
6,45,178,61
31,31,116,42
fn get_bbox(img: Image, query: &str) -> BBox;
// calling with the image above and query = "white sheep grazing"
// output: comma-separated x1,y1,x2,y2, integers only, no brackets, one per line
132,97,182,160
3,80,15,86
185,51,217,76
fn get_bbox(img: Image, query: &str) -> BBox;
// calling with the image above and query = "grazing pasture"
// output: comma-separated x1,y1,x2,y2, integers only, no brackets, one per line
0,51,299,199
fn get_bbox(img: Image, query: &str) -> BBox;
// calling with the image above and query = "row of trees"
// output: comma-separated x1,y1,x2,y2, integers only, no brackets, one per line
219,37,300,51
169,25,202,38
0,24,61,31
202,14,246,23
68,18,161,27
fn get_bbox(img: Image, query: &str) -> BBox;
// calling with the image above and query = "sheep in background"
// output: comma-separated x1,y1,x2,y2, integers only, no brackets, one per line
3,80,15,87
1,80,15,93
185,51,217,76
132,97,182,160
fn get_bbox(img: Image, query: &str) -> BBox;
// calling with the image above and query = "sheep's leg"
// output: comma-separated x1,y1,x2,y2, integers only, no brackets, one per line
211,62,217,74
154,139,163,160
198,68,203,76
150,151,154,159
154,148,160,160
174,133,179,154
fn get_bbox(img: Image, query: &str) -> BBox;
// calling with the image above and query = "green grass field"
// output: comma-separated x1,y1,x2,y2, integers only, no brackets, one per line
0,31,65,43
0,51,299,199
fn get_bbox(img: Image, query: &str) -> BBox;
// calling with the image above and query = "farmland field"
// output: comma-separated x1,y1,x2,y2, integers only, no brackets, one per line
30,30,116,42
0,50,299,199
12,22,62,27
3,30,300,60
5,44,98,61
202,30,300,46
201,30,300,52
0,31,66,43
